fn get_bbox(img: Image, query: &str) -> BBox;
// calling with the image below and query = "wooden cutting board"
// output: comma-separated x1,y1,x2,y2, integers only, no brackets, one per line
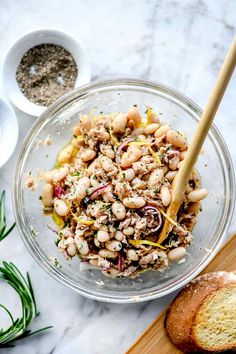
126,234,236,354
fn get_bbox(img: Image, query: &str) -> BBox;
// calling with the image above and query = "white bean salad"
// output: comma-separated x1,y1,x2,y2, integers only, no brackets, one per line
41,107,208,277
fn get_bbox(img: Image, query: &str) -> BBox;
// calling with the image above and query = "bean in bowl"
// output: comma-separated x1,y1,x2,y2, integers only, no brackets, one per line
38,107,208,277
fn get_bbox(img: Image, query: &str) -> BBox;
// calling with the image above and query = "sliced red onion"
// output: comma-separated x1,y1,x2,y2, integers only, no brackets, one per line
118,252,123,272
54,186,66,198
89,183,109,200
141,205,162,233
117,137,134,155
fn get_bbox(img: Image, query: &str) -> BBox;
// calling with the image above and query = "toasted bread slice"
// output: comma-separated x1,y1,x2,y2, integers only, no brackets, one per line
193,284,236,352
165,271,236,353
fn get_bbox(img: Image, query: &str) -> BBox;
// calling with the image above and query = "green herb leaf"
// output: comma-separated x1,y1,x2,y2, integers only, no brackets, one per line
73,172,81,177
0,262,52,348
0,191,16,242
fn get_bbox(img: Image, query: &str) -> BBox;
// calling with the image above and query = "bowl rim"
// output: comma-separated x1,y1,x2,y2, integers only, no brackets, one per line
13,78,236,303
1,27,91,117
0,95,19,168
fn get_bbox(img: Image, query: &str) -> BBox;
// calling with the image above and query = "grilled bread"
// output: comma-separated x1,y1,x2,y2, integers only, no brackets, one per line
165,271,236,353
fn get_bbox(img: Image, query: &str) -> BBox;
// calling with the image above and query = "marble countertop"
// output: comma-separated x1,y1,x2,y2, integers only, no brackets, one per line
0,1,236,353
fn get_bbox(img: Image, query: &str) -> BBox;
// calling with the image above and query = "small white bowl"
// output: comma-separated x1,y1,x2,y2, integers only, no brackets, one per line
0,96,18,168
1,29,91,117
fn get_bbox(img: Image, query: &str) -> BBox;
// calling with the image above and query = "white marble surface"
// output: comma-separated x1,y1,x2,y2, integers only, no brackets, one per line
0,1,236,353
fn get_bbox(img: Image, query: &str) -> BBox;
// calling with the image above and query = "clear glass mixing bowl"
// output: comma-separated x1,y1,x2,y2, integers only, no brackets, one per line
14,79,235,303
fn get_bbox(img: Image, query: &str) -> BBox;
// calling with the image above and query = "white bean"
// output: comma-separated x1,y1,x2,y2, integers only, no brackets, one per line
112,201,126,220
100,144,115,159
121,168,135,181
161,186,171,206
80,114,91,131
154,125,170,138
127,108,141,127
87,159,100,176
131,177,146,189
99,249,118,259
123,197,146,209
121,146,142,168
188,202,202,215
97,230,110,242
81,148,96,162
73,177,90,201
42,183,54,207
144,123,160,135
138,134,146,141
105,240,122,252
148,169,164,188
131,127,144,136
43,170,56,183
101,156,117,173
96,129,110,141
90,175,99,187
169,154,180,170
94,237,100,248
53,166,69,183
67,243,77,257
168,247,186,261
123,226,134,236
65,236,74,246
166,130,188,151
100,225,109,232
57,145,74,164
165,170,177,181
114,231,125,241
127,249,139,261
139,253,153,265
187,189,208,202
112,113,127,133
54,199,70,216
75,236,89,255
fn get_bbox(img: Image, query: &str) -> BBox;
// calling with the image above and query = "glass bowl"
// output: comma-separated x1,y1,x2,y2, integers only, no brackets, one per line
14,79,235,303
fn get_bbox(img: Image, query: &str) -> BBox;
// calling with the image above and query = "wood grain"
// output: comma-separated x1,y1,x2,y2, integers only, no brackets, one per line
126,234,236,354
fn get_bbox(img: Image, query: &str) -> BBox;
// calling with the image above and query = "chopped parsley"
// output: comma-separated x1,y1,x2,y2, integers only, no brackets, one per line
54,238,60,246
100,204,111,212
73,172,81,177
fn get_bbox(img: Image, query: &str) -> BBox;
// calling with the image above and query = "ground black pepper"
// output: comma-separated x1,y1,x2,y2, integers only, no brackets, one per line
16,44,78,107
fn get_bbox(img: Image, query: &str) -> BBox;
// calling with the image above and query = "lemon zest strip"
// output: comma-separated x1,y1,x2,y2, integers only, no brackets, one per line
129,239,166,250
148,146,162,165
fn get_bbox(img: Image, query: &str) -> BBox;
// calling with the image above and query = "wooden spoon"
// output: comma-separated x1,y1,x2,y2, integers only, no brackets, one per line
158,36,236,244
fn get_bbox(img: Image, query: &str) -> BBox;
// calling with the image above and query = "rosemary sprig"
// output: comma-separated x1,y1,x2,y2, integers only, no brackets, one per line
0,191,16,241
0,262,52,348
